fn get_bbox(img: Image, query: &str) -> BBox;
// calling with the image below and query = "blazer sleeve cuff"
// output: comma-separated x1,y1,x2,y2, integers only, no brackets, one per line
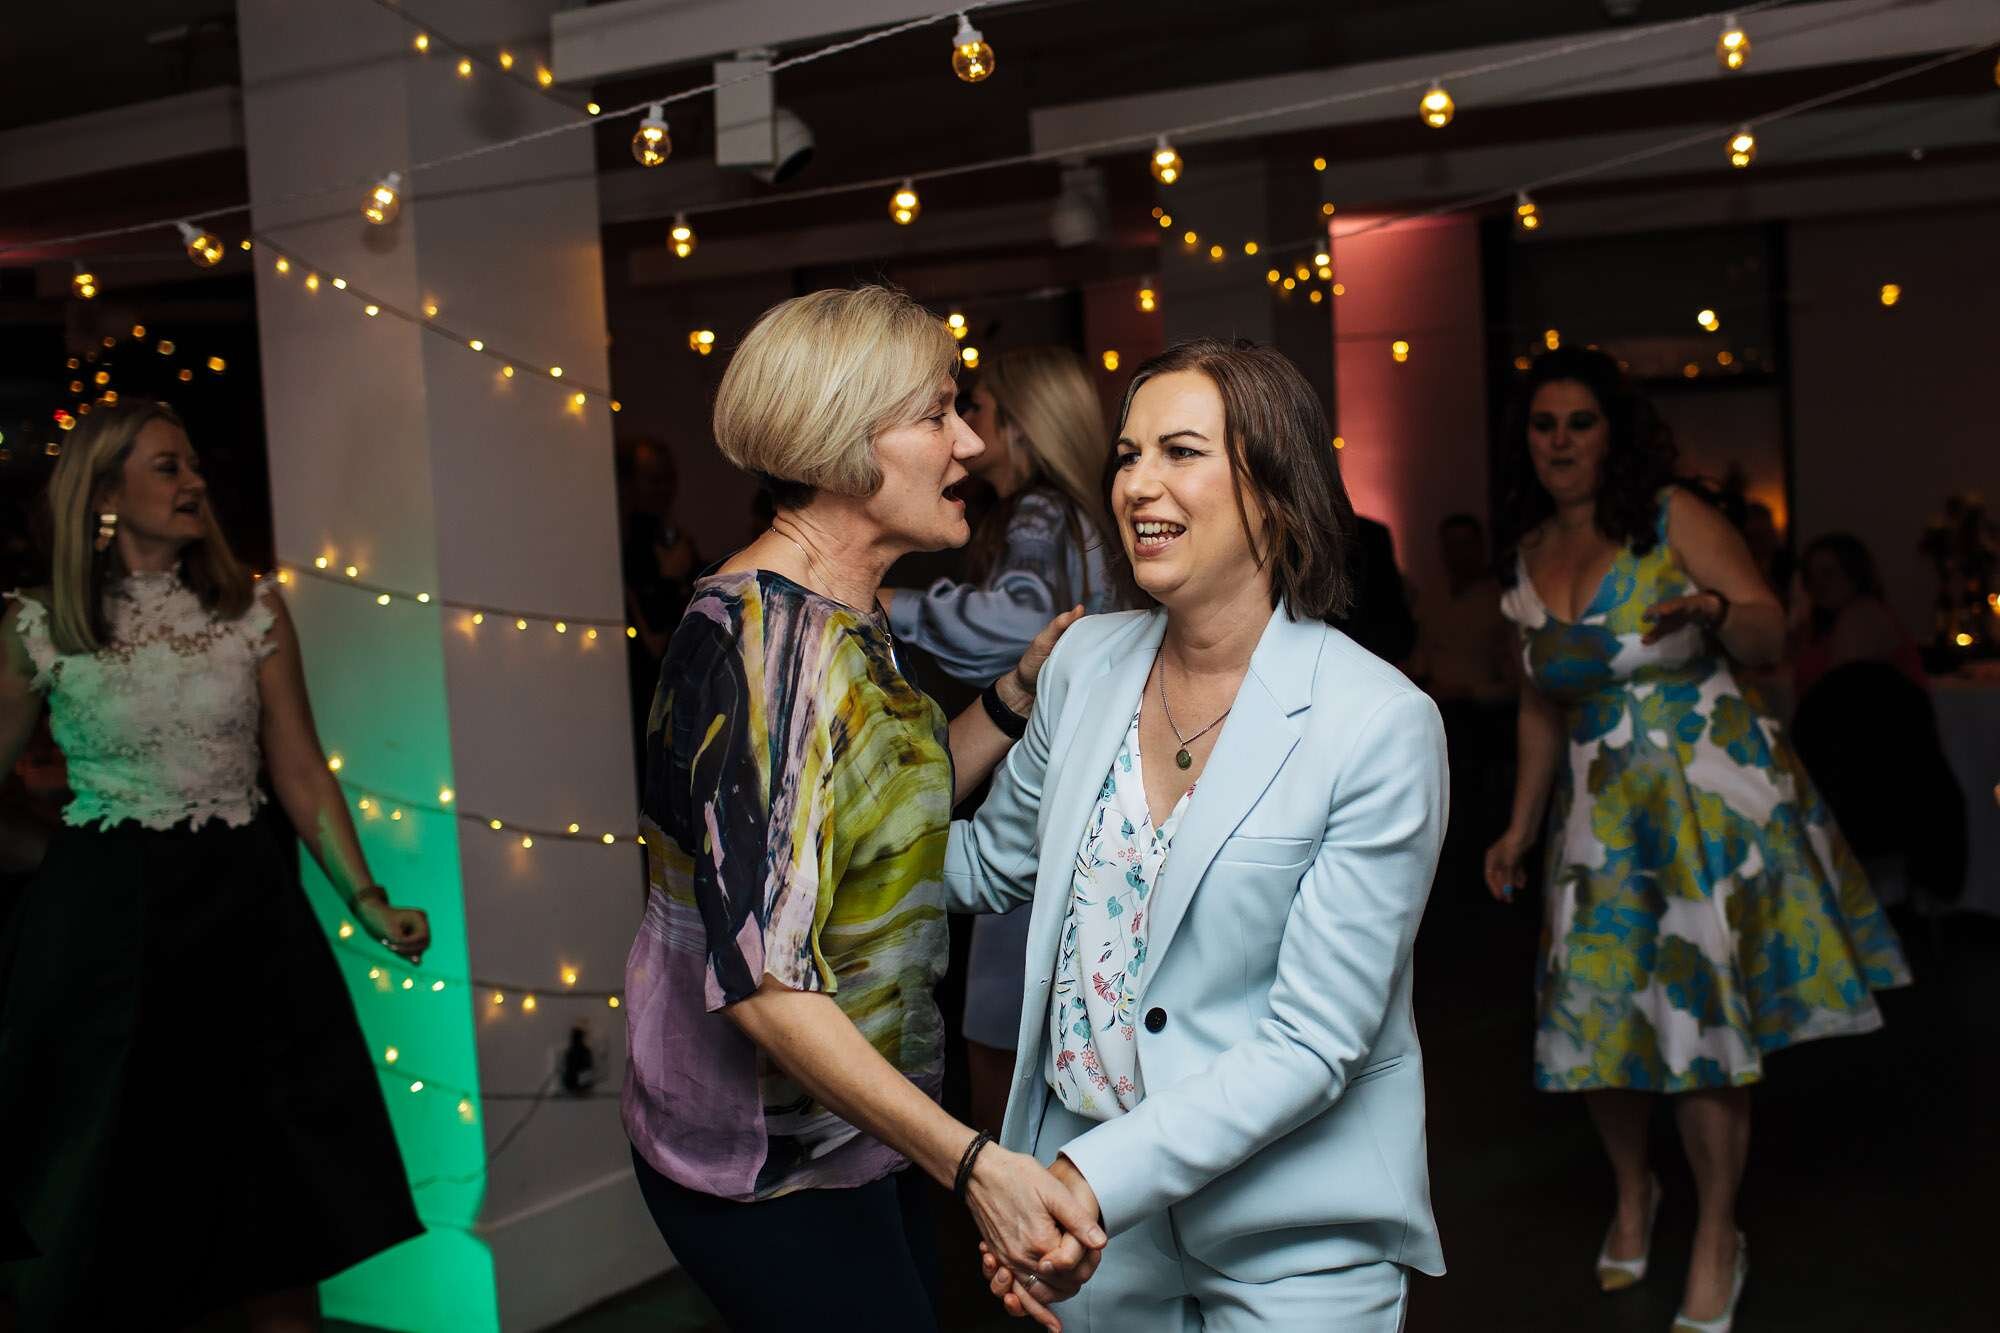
1055,1123,1154,1239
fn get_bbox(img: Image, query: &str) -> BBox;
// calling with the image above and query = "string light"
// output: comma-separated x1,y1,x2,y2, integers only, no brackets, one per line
498,51,515,71
632,105,671,166
178,222,224,267
1101,350,1120,372
1266,269,1281,285
456,57,473,79
412,32,429,54
1391,339,1411,363
1879,283,1902,306
1544,328,1561,350
1135,284,1158,314
275,256,291,275
1717,17,1750,71
688,329,716,356
586,102,602,116
669,213,696,259
1697,308,1721,331
364,172,404,225
1243,241,1259,256
1150,136,1183,185
1727,126,1757,168
1420,82,1455,129
950,13,994,82
961,345,980,369
536,66,554,87
71,265,97,300
1312,156,1328,172
1514,191,1540,231
890,179,921,225
945,312,968,340
1207,244,1225,262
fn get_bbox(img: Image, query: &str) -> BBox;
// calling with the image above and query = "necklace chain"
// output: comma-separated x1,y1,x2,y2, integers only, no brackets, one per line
1157,661,1230,769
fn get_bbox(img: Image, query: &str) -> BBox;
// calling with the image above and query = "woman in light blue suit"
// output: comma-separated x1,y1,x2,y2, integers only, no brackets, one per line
947,339,1450,1332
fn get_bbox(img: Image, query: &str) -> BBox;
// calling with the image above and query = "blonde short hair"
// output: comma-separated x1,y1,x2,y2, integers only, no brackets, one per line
713,286,957,504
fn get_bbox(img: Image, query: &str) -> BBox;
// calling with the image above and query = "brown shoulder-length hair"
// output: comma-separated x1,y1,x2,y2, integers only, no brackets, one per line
1114,339,1355,623
45,398,253,654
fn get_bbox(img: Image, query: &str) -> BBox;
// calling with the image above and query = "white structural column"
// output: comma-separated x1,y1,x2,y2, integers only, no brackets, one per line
236,2,657,1329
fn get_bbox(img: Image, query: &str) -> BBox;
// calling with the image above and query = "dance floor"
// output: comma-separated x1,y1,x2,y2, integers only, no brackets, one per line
341,889,1999,1332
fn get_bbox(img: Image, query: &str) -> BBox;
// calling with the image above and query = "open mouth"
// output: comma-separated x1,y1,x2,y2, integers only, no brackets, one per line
942,478,968,505
1132,519,1185,551
174,500,203,517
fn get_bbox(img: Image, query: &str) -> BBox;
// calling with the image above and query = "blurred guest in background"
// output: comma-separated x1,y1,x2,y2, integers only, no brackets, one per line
1407,513,1517,901
880,345,1130,1137
1793,533,1927,698
618,438,703,769
1790,532,1963,915
0,400,426,1331
1484,348,1907,1333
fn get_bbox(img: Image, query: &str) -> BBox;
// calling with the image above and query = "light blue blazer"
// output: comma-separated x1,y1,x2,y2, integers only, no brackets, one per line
945,603,1449,1281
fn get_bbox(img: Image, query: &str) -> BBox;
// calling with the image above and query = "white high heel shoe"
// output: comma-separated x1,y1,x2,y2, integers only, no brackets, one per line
1671,1230,1748,1332
1595,1174,1662,1292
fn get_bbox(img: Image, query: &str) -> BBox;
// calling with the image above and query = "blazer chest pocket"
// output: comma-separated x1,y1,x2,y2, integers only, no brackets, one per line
1213,834,1314,869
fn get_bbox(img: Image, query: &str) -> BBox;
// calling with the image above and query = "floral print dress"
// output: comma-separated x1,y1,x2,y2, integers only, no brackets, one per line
1047,710,1192,1120
1501,490,1909,1093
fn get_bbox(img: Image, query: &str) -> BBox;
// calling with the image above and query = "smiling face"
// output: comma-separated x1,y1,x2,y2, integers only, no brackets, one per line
102,417,210,553
860,378,985,554
1525,379,1611,507
1112,370,1269,612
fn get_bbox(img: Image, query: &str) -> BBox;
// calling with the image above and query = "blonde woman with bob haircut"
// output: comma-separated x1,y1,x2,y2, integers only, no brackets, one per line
621,286,1101,1333
0,400,426,1330
880,344,1132,1139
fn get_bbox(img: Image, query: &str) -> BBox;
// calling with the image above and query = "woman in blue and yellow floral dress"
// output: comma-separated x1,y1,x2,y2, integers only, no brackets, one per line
1485,349,1907,1333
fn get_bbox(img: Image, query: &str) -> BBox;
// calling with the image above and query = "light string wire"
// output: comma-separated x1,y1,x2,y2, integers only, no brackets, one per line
677,0,1816,220
279,557,627,628
330,932,626,1000
248,233,620,402
333,773,644,849
362,0,588,113
0,2,1004,257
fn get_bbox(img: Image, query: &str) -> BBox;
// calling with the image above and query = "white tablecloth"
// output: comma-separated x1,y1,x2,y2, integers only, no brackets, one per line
1932,676,2000,916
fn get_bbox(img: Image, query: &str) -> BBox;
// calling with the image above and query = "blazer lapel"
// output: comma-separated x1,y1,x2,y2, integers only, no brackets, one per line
1011,611,1166,1057
1140,608,1323,986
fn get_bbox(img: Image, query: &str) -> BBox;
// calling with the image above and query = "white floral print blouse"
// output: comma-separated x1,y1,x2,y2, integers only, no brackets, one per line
1047,710,1193,1122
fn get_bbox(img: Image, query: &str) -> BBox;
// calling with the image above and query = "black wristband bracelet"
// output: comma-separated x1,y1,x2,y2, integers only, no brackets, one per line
980,680,1029,740
954,1129,994,1199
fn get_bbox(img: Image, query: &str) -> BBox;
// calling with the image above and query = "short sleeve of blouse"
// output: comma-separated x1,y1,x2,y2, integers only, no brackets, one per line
6,593,57,693
657,586,839,1012
246,582,283,663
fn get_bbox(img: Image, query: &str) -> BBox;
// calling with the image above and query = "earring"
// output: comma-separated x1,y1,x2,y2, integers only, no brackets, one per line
95,512,118,553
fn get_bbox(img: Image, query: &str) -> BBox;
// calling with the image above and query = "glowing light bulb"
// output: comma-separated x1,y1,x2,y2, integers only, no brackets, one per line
423,300,438,318
501,366,513,378
946,312,967,340
950,14,994,82
1514,191,1540,230
328,754,344,772
1419,82,1455,129
1955,632,1974,647
562,967,579,986
522,994,538,1011
178,222,224,267
304,273,320,291
385,1046,399,1063
669,213,696,259
536,66,553,87
1157,213,1173,228
1727,126,1756,169
456,57,473,78
555,620,569,634
689,329,716,355
1391,340,1411,363
458,1097,475,1122
521,836,534,849
1697,308,1720,332
344,564,359,578
72,269,97,300
499,51,514,70
608,996,621,1009
960,345,980,368
207,356,226,373
601,833,615,845
439,787,454,804
331,277,347,289
1266,268,1281,285
1312,155,1327,171
1101,350,1121,372
1282,277,1296,291
472,613,486,625
364,172,403,225
1333,436,1346,450
432,979,446,992
1879,283,1902,307
515,618,528,630
409,1080,423,1093
338,920,354,938
492,991,505,1005
1243,241,1259,256
586,102,602,116
632,105,671,166
1150,136,1183,186
468,339,483,351
412,33,429,54
549,366,563,378
1182,230,1198,246
1544,328,1561,350
1309,290,1323,304
1321,202,1336,217
314,556,329,569
1717,18,1750,71
1207,244,1224,262
890,180,921,225
488,819,502,830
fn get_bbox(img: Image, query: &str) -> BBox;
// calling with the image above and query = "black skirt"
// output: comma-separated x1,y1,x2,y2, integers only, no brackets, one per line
0,812,423,1329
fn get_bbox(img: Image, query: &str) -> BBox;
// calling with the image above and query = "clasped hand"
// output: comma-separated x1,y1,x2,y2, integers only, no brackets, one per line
964,1149,1104,1331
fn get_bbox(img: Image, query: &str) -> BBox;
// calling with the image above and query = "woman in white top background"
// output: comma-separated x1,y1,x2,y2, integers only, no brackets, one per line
0,402,427,1332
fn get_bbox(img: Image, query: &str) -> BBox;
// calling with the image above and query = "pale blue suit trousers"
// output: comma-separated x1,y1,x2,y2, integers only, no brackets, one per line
1034,1097,1410,1332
